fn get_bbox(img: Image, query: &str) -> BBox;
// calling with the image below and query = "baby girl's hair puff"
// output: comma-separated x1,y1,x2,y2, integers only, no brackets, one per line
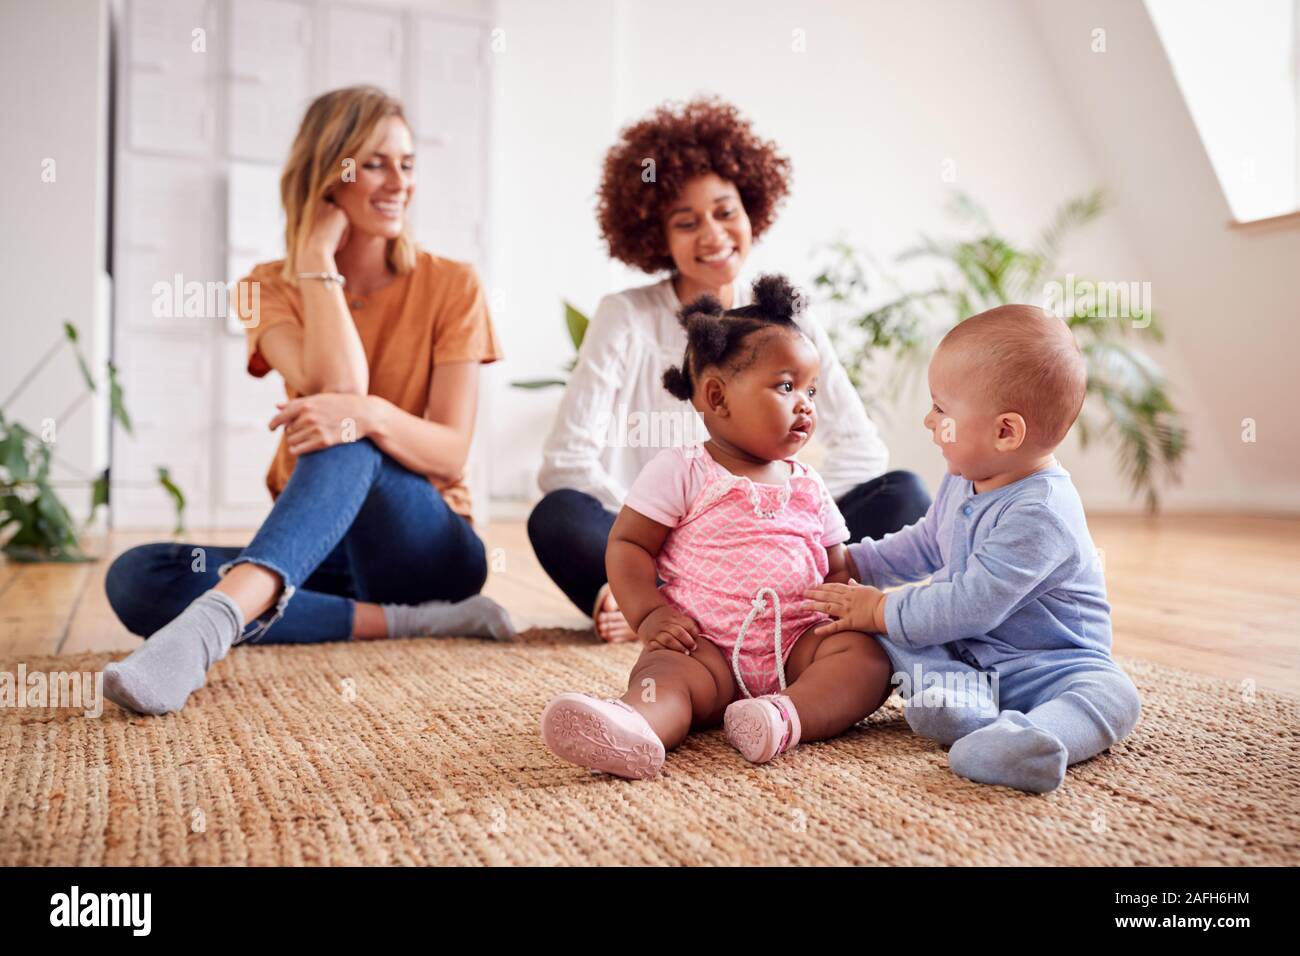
747,273,804,323
662,274,806,400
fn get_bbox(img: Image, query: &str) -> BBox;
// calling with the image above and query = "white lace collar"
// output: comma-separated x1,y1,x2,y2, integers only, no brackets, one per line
687,444,812,520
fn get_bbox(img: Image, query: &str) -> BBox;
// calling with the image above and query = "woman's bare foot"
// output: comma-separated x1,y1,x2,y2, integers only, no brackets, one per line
593,583,637,643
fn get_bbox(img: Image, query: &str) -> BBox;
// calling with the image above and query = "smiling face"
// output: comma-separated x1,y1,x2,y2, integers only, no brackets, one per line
698,326,820,462
663,173,752,298
330,115,415,241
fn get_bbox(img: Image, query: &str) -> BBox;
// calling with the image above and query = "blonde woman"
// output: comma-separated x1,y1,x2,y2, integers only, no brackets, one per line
104,87,511,716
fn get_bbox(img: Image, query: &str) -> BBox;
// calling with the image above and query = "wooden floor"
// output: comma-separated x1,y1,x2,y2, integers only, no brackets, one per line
2,516,1297,694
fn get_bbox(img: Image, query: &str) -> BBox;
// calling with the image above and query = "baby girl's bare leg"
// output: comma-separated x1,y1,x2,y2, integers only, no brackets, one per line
620,639,736,749
784,628,894,742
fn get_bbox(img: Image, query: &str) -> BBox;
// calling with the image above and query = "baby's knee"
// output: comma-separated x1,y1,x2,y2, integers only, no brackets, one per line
634,647,723,713
817,630,894,708
820,629,889,663
1068,668,1142,745
1103,670,1142,742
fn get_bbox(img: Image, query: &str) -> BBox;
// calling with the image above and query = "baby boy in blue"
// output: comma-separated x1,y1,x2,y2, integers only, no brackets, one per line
805,304,1141,792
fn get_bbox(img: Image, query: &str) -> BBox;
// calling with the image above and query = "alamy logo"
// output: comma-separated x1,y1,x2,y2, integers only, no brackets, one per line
150,274,260,327
1042,273,1151,327
0,665,103,718
592,404,708,452
49,886,151,936
891,665,1000,715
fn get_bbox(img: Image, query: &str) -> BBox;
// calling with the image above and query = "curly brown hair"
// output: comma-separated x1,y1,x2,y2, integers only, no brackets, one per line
596,98,792,274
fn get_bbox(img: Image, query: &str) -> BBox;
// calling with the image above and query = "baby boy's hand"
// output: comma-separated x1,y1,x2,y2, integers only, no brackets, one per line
638,605,700,655
804,582,887,636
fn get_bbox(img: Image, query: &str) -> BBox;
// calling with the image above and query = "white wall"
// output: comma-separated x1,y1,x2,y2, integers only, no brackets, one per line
1026,0,1300,511
487,0,1265,513
484,0,626,501
0,0,111,520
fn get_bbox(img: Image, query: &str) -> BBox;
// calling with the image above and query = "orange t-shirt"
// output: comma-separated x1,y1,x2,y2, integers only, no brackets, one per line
239,249,503,521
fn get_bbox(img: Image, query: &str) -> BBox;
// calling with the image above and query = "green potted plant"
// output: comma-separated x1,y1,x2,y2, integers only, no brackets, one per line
0,322,185,562
813,190,1187,510
510,302,589,390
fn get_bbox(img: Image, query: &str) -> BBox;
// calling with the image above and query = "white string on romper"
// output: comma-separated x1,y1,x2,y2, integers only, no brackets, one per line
732,587,787,699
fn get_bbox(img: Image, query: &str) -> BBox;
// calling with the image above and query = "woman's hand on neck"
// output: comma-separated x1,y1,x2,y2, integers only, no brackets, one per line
673,273,734,310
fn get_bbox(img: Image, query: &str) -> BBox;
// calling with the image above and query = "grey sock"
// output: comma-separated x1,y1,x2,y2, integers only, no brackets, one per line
381,594,515,641
948,711,1068,793
103,589,244,715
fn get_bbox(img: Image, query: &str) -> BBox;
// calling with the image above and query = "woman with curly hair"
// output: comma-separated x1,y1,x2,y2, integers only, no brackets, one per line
530,97,930,643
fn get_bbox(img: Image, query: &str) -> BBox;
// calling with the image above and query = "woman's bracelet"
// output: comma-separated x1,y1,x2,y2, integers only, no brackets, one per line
298,271,346,288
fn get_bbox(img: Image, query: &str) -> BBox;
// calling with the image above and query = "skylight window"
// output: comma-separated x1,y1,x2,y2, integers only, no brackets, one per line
1146,0,1298,222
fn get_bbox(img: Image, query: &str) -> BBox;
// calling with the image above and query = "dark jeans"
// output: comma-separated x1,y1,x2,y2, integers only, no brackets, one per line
105,439,488,644
527,469,932,617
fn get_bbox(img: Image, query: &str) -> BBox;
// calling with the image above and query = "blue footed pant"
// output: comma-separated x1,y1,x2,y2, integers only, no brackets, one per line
879,639,1142,793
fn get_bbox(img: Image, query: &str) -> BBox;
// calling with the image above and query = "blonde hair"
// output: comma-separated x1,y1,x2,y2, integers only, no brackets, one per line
279,86,416,282
939,304,1088,448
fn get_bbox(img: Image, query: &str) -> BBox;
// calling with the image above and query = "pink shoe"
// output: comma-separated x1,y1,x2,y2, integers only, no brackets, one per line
540,693,665,780
724,694,802,764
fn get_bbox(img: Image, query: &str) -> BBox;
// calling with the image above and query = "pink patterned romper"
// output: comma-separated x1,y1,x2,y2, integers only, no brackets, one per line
623,444,851,698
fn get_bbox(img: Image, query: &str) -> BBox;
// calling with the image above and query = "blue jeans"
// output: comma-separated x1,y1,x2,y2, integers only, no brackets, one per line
527,469,932,617
105,439,488,644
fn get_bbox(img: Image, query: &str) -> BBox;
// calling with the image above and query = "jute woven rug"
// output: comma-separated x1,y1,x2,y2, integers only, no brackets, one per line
2,631,1297,866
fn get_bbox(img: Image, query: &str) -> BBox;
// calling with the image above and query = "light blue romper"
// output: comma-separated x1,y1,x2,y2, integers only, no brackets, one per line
848,465,1141,791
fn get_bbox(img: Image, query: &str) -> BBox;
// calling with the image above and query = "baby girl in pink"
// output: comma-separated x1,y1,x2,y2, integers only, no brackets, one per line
541,275,895,779
626,445,848,699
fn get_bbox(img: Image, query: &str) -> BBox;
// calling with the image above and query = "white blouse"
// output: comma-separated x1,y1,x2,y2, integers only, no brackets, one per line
537,276,890,511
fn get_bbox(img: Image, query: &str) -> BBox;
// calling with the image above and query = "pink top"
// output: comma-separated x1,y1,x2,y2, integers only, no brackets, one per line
625,446,849,545
624,444,850,697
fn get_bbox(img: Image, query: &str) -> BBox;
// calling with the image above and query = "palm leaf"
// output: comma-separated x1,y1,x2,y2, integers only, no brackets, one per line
157,466,186,535
509,378,568,390
813,187,1186,508
1035,189,1105,266
564,302,589,352
88,470,109,525
107,361,133,435
63,322,97,394
946,192,994,230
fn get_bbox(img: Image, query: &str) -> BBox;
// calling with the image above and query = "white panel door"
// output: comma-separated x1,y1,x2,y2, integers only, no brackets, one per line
226,161,286,294
410,17,487,267
227,0,314,164
412,144,483,264
118,157,218,335
216,336,282,516
412,17,485,146
323,6,404,93
127,0,217,155
111,331,213,529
